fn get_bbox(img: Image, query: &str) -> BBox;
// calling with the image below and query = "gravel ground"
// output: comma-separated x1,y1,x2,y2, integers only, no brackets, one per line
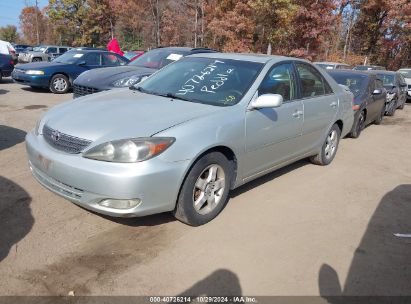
1,79,411,297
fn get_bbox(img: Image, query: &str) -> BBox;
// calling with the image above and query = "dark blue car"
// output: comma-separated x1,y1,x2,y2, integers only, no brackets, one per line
12,49,129,94
0,53,14,82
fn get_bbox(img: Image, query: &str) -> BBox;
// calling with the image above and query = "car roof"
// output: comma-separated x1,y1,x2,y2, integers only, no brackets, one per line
327,69,372,77
368,70,397,75
315,62,350,65
188,52,301,64
67,49,119,55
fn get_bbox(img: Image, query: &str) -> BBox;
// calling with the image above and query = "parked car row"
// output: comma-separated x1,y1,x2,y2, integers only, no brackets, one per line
12,49,129,93
2,46,409,226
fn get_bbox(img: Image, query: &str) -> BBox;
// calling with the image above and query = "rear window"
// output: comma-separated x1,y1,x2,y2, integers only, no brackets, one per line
329,73,367,96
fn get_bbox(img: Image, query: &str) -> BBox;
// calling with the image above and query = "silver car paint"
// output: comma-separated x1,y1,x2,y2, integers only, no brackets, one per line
26,53,354,217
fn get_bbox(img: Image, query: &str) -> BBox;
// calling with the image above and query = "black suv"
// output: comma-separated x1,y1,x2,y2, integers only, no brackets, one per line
73,47,217,98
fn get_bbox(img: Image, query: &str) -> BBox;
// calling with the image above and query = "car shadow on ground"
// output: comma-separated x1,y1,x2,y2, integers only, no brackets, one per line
177,269,242,298
0,89,9,95
0,78,13,84
21,86,50,93
99,211,176,227
230,159,309,198
318,184,411,298
0,125,27,151
0,176,34,262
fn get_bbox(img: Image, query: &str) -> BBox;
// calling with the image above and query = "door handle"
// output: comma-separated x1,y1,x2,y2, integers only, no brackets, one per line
330,102,338,108
292,110,303,118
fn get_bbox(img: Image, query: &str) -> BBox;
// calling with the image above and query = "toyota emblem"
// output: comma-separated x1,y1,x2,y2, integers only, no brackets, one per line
51,130,60,142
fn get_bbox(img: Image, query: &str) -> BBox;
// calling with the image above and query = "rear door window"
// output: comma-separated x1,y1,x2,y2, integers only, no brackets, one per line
296,63,333,98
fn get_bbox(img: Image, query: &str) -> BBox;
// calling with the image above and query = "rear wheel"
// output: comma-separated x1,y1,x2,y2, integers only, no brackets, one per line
374,105,385,125
49,74,69,94
385,99,397,116
310,124,341,166
0,72,2,82
173,152,232,226
398,99,405,110
350,110,365,138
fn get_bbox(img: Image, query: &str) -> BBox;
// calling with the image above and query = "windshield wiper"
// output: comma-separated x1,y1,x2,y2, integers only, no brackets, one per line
130,86,151,94
130,87,193,102
162,93,193,102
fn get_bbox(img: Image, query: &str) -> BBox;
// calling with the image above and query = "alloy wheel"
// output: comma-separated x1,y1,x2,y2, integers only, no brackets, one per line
192,164,226,215
324,130,338,160
53,77,68,92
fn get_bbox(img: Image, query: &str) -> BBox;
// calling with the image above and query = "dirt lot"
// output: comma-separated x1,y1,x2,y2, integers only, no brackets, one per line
1,79,411,297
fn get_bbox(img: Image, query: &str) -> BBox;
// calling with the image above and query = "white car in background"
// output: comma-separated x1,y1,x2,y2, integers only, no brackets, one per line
398,69,411,101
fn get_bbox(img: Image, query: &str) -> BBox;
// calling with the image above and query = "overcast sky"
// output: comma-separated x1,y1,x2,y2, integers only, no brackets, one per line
0,0,48,29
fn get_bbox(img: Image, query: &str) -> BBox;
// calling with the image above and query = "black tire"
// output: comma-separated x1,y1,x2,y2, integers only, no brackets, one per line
374,105,385,125
49,74,70,94
173,152,232,226
398,99,405,110
0,72,2,83
32,57,41,62
385,99,396,116
350,110,365,138
310,124,341,166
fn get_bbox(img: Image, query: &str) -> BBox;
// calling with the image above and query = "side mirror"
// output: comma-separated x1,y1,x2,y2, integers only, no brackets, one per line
250,94,283,110
372,89,382,95
400,83,407,88
77,61,86,66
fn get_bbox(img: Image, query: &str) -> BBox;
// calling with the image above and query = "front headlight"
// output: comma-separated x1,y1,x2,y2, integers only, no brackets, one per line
83,137,175,163
112,75,142,87
26,70,44,75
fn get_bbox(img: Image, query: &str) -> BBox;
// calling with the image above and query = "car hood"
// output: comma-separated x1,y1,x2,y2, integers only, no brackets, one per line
75,66,157,88
17,61,68,70
43,89,219,143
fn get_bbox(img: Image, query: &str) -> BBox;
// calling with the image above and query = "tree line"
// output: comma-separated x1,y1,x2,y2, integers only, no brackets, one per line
0,0,410,69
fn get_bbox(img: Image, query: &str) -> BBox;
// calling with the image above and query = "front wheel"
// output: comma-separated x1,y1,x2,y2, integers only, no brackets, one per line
32,57,41,62
173,152,232,226
49,74,69,94
310,124,341,166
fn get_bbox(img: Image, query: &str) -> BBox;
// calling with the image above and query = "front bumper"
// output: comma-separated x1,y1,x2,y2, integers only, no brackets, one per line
26,132,189,217
12,70,50,88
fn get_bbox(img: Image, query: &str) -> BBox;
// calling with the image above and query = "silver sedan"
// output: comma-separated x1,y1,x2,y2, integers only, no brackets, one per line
26,53,354,226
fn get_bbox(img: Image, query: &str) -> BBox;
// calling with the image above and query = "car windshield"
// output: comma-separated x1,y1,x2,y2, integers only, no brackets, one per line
33,46,46,52
129,49,187,69
317,64,335,70
330,73,367,96
354,66,372,70
134,57,263,106
52,51,84,64
399,70,411,79
378,74,395,87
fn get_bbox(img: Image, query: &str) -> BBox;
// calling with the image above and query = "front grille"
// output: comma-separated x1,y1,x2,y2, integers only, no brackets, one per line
73,84,100,98
43,125,92,154
30,162,83,202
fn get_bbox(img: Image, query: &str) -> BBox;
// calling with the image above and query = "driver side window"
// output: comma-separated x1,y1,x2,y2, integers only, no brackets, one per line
258,63,296,102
